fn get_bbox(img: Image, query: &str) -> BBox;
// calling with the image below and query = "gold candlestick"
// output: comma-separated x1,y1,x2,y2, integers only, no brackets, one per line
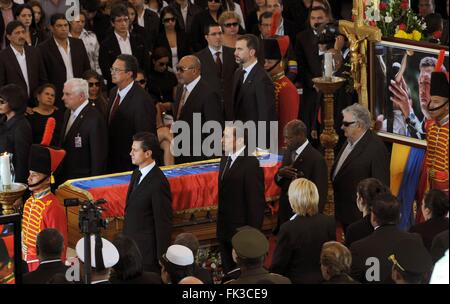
312,77,345,216
0,183,27,215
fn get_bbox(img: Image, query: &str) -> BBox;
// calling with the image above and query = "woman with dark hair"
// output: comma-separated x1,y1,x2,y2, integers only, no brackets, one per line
28,0,48,34
14,4,48,46
155,6,191,69
110,234,162,284
410,189,449,251
27,83,63,145
345,178,389,247
0,84,32,184
148,46,178,102
82,70,108,119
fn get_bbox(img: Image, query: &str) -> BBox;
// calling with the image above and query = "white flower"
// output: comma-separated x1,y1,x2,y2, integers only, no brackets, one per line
366,7,381,21
421,23,427,30
384,15,393,23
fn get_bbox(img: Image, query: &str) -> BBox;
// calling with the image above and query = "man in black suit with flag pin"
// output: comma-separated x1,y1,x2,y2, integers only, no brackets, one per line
123,132,172,273
217,124,266,273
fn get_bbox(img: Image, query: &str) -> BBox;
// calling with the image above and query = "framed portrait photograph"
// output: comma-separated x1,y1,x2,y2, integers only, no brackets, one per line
369,38,449,147
0,213,22,284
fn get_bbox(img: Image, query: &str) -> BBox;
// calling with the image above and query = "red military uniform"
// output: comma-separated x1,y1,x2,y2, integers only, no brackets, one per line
424,116,449,194
273,74,300,148
22,188,68,271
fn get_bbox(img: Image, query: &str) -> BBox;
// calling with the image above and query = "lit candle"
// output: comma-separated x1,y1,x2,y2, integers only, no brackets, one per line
324,52,333,80
0,153,12,187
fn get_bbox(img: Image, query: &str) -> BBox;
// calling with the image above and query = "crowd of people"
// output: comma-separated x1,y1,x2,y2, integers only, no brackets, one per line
0,0,448,284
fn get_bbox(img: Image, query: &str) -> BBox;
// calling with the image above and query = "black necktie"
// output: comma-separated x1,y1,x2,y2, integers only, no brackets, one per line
234,69,246,105
215,51,222,77
221,156,231,180
132,170,142,192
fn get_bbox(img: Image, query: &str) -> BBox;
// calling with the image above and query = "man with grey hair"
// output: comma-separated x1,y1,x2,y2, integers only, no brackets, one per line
57,78,108,184
332,103,389,231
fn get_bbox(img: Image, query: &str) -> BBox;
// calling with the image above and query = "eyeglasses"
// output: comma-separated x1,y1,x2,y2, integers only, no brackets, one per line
114,17,129,23
137,79,147,85
224,22,239,28
208,0,221,3
110,67,127,74
163,17,176,23
342,121,356,127
88,82,100,88
176,66,195,73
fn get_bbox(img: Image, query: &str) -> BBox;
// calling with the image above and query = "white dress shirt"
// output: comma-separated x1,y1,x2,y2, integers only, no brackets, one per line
293,140,309,162
208,46,223,62
70,29,102,75
243,60,258,83
228,145,247,168
54,38,74,80
138,161,156,184
10,45,30,95
65,100,89,136
114,31,132,55
183,75,201,102
117,81,135,105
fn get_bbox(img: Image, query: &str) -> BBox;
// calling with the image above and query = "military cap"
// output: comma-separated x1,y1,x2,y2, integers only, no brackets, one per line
430,71,449,99
388,238,433,274
232,227,268,259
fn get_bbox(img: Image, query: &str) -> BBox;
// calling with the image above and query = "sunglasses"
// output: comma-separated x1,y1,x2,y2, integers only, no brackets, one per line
342,121,356,127
224,22,239,28
88,82,100,88
163,17,176,23
137,79,147,85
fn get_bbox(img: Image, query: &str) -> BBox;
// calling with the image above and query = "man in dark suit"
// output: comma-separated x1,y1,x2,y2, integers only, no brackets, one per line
350,193,425,284
170,0,203,35
195,23,238,120
232,34,276,148
295,6,330,140
107,54,156,173
275,119,328,232
128,0,159,50
39,14,91,110
99,4,150,89
172,55,223,164
217,125,266,273
332,103,390,230
23,229,68,284
123,132,172,273
0,21,47,108
57,78,108,184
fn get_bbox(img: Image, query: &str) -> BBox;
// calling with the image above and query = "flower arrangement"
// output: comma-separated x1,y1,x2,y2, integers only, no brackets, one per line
365,0,427,41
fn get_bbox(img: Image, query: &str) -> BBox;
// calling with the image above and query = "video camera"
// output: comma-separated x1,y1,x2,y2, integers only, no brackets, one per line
64,198,108,234
316,22,341,50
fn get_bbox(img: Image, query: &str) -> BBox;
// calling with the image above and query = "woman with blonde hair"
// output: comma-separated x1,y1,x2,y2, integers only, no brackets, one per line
320,241,358,283
218,11,242,48
270,178,335,283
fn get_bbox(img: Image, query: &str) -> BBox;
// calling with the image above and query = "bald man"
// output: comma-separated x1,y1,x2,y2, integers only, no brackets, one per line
172,55,224,164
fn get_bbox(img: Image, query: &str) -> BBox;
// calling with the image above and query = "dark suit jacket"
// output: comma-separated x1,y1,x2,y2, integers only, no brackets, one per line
123,166,173,272
141,9,160,50
0,45,48,105
39,37,91,109
295,28,322,130
409,217,449,252
170,1,203,34
196,46,238,119
173,78,223,164
332,131,390,225
275,143,328,227
270,214,336,284
217,155,265,241
22,261,69,284
231,63,276,126
99,32,150,89
0,114,32,184
107,82,156,173
155,30,191,68
350,225,423,283
345,214,374,247
58,103,108,183
431,229,449,263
